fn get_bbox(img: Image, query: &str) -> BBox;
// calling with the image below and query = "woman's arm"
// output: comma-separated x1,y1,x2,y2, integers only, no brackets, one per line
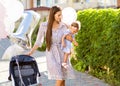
27,22,46,55
65,34,73,42
27,45,39,55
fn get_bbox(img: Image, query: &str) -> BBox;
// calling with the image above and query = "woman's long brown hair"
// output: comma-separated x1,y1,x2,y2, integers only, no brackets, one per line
46,6,61,51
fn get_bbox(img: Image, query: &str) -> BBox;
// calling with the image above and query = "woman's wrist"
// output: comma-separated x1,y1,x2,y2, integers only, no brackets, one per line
27,45,38,55
27,50,33,56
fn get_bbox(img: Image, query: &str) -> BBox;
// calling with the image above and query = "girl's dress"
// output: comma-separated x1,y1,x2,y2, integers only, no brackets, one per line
61,29,74,54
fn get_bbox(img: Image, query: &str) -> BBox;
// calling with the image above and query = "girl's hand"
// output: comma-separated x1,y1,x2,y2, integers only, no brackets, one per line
73,41,78,46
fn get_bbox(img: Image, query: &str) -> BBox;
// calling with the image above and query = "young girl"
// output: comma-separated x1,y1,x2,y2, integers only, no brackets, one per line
61,21,81,69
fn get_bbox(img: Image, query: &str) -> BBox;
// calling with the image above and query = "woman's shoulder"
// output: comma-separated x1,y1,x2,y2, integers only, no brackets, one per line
40,21,48,26
39,22,48,30
59,22,67,29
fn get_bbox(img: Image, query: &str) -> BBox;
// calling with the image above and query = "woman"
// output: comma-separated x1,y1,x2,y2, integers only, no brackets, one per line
27,6,75,86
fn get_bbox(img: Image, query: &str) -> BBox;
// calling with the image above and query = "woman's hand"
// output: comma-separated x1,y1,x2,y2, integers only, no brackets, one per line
26,51,32,56
62,42,66,47
26,45,39,56
65,34,73,42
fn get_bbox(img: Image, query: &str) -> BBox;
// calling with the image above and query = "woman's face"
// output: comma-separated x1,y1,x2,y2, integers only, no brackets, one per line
54,11,62,23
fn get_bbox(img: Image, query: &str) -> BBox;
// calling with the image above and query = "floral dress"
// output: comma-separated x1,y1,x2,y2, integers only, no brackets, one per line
35,22,75,80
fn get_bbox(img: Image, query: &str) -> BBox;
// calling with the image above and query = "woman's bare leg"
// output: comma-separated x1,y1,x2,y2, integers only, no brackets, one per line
62,80,65,86
55,80,65,86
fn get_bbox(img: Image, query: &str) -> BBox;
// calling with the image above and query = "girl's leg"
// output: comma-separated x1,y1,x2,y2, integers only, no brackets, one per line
62,53,70,69
63,53,69,63
55,80,65,86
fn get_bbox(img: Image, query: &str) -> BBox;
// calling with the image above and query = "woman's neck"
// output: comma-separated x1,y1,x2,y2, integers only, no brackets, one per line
53,21,60,29
54,21,60,25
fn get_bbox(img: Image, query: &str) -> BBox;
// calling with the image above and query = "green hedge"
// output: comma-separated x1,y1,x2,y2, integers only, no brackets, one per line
71,8,120,86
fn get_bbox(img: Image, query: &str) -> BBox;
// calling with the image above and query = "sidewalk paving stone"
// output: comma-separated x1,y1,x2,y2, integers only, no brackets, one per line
0,51,110,86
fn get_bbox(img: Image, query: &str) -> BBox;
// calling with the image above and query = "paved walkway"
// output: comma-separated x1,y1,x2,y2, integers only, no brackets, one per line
0,51,110,86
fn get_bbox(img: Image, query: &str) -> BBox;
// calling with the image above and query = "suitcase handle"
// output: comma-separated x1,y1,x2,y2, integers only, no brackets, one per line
16,58,26,86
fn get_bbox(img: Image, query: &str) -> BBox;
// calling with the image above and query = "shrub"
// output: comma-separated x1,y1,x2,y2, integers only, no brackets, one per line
71,8,120,86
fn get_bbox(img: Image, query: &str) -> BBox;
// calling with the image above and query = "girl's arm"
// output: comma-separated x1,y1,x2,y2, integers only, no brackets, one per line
72,39,78,46
62,35,66,47
66,34,78,46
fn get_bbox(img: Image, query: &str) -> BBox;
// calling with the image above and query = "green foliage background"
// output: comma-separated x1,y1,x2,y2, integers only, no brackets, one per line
71,8,120,86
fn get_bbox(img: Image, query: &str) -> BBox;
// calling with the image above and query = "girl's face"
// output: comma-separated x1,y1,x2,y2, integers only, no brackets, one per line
54,11,62,23
70,26,78,34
